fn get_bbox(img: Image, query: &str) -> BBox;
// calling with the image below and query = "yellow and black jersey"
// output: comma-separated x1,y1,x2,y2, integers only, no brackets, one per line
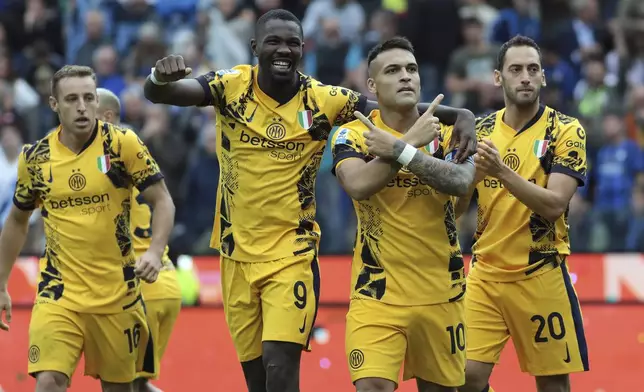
13,121,163,313
471,105,587,282
330,110,466,305
130,188,181,301
196,65,366,262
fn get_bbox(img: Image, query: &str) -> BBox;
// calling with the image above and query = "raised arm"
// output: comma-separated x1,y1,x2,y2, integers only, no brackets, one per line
391,140,475,196
475,128,586,222
143,55,208,107
336,99,445,199
363,98,476,162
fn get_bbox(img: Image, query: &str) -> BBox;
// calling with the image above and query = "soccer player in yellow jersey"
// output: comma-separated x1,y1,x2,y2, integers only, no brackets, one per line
331,37,476,392
455,36,589,392
143,9,477,392
96,88,182,392
0,65,175,392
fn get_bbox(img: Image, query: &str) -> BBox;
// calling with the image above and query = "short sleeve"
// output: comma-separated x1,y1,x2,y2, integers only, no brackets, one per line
316,83,367,126
330,126,367,176
12,145,37,211
120,130,164,192
552,122,587,186
195,68,241,109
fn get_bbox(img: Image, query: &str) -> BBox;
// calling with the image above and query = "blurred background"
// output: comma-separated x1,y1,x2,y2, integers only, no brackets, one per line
0,0,643,391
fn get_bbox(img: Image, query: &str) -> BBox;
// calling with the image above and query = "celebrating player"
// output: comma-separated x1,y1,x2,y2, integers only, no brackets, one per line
0,65,175,391
96,88,182,392
143,9,476,392
455,36,589,392
330,37,475,392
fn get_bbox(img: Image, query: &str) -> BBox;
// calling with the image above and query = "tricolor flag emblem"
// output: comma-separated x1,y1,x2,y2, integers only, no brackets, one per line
97,155,111,173
533,140,549,158
298,110,312,129
424,138,440,154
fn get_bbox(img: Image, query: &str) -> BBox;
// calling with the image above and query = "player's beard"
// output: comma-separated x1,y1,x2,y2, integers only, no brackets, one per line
505,84,540,108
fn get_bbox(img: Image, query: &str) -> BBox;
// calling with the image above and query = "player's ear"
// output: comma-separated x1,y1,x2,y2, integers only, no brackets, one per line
250,39,258,58
493,69,502,87
541,70,547,87
48,96,58,113
367,78,377,94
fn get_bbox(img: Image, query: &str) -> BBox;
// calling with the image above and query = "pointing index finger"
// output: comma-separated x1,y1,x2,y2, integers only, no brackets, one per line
424,94,445,116
354,111,376,131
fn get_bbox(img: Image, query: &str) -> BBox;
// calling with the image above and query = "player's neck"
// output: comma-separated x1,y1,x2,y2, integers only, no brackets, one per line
503,101,541,132
59,123,96,154
257,69,299,104
379,106,420,134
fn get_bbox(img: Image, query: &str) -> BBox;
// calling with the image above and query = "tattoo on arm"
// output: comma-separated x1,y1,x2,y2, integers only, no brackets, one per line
393,140,475,196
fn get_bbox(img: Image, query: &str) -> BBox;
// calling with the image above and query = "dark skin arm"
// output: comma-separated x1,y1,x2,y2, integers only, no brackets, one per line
143,55,205,106
363,99,476,162
143,55,477,160
143,77,205,107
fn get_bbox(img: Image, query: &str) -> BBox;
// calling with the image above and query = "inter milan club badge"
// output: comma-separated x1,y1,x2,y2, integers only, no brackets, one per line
298,110,312,130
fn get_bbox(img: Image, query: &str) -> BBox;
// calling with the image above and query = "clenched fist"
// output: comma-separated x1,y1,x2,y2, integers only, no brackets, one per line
153,55,193,83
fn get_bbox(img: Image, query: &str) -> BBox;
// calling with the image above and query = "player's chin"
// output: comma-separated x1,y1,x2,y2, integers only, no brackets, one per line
269,65,297,80
514,93,539,106
394,94,418,109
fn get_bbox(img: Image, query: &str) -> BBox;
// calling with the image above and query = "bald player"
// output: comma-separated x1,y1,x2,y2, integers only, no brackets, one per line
97,88,182,392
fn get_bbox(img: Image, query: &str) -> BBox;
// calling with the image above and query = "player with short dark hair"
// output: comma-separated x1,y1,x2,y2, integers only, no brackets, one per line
331,36,475,392
0,65,175,391
97,88,182,392
143,9,476,392
455,35,589,392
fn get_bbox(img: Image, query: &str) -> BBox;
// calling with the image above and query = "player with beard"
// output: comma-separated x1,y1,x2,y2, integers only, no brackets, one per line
0,65,174,391
454,36,590,392
330,37,475,392
143,9,477,392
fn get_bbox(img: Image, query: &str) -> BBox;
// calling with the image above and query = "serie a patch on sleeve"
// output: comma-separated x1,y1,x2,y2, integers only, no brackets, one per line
445,150,475,165
335,128,351,144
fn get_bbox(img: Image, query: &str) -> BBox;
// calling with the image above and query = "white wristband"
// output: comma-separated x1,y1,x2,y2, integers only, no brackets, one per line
396,143,417,166
149,68,167,85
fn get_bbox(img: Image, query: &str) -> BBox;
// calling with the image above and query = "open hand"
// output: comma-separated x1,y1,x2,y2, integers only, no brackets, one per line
405,94,443,147
474,139,505,178
153,55,193,83
355,112,398,160
135,251,162,283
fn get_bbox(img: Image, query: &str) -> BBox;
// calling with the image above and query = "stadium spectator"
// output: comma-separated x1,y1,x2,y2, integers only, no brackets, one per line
3,0,644,255
446,12,501,116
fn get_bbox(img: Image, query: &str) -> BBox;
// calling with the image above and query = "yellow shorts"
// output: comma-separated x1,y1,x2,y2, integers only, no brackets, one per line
465,262,590,376
137,298,181,379
345,298,466,388
221,252,320,362
28,302,155,384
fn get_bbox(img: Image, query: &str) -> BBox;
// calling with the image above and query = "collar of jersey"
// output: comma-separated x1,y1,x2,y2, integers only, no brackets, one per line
252,65,304,108
369,110,404,137
496,104,546,137
51,119,100,157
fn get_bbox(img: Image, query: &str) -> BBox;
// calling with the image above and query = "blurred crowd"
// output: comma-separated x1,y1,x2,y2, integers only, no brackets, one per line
1,0,644,257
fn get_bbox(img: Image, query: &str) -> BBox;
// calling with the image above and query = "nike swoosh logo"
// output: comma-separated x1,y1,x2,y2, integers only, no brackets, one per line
563,343,571,363
245,103,258,122
298,314,307,334
47,166,53,183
